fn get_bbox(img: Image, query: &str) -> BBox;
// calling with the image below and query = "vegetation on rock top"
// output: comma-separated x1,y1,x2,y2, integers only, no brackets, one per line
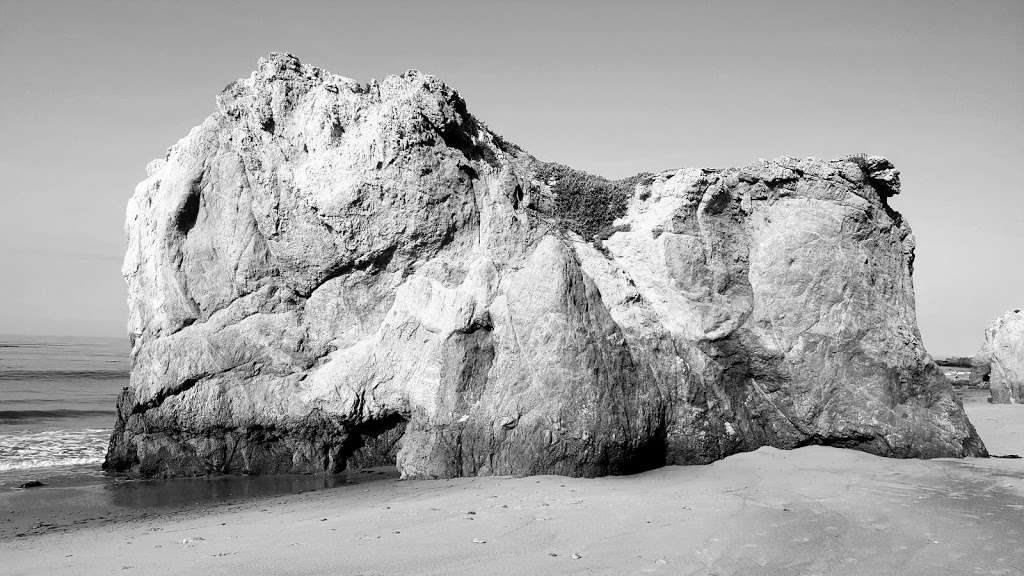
534,162,652,241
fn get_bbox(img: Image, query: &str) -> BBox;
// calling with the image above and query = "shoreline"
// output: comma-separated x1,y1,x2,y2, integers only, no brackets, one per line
2,446,1021,575
0,389,1014,541
0,465,398,540
1,397,1022,574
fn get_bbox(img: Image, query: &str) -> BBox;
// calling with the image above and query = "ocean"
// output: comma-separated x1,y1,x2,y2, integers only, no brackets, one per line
0,335,372,538
0,335,126,481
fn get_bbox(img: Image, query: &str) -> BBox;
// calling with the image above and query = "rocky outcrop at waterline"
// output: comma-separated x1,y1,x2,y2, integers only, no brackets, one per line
972,309,1024,403
104,53,986,478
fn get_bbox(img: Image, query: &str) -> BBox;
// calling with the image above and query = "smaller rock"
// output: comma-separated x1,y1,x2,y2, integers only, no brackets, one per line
181,537,205,544
973,309,1024,403
472,538,486,544
572,552,583,560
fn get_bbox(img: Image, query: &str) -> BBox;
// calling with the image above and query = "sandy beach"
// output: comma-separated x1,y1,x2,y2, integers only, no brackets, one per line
1,394,1021,576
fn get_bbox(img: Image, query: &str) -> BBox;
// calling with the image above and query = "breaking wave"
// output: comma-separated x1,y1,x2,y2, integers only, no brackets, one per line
0,429,110,472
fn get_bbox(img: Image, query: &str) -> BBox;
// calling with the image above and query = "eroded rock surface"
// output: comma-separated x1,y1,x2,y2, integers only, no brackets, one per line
105,53,986,478
973,310,1024,403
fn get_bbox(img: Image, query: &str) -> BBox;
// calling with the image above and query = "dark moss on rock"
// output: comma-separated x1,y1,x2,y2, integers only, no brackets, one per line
533,162,653,240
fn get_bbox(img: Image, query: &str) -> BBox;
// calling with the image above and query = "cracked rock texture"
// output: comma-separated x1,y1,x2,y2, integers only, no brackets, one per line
972,310,1024,403
105,53,986,478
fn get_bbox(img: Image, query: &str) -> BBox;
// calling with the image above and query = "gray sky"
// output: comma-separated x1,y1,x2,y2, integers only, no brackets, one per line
1,0,1021,356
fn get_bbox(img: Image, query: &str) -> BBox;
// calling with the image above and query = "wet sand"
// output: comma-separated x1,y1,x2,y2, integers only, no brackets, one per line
0,467,393,540
1,395,1021,575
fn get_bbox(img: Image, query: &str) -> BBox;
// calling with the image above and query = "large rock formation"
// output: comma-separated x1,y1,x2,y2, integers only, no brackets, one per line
105,53,986,478
972,310,1024,403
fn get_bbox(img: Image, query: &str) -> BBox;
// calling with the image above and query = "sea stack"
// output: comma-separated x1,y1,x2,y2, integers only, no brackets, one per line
972,309,1024,403
104,53,986,478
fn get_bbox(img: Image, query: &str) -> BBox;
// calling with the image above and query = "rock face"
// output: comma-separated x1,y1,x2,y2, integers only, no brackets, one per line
972,310,1024,403
105,53,986,478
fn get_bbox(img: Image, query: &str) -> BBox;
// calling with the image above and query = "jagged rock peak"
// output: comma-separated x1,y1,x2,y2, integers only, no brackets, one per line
106,54,985,479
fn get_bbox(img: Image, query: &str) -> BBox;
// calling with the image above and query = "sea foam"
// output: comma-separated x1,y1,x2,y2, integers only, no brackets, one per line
0,428,110,472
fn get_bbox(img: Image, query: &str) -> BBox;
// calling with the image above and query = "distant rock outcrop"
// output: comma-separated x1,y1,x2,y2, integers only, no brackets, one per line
104,54,986,478
972,310,1024,403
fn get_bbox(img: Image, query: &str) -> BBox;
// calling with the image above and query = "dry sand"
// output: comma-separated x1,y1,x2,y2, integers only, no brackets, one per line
2,397,1021,576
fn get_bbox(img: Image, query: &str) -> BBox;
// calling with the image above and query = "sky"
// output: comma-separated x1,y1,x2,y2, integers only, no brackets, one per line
0,0,1021,356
